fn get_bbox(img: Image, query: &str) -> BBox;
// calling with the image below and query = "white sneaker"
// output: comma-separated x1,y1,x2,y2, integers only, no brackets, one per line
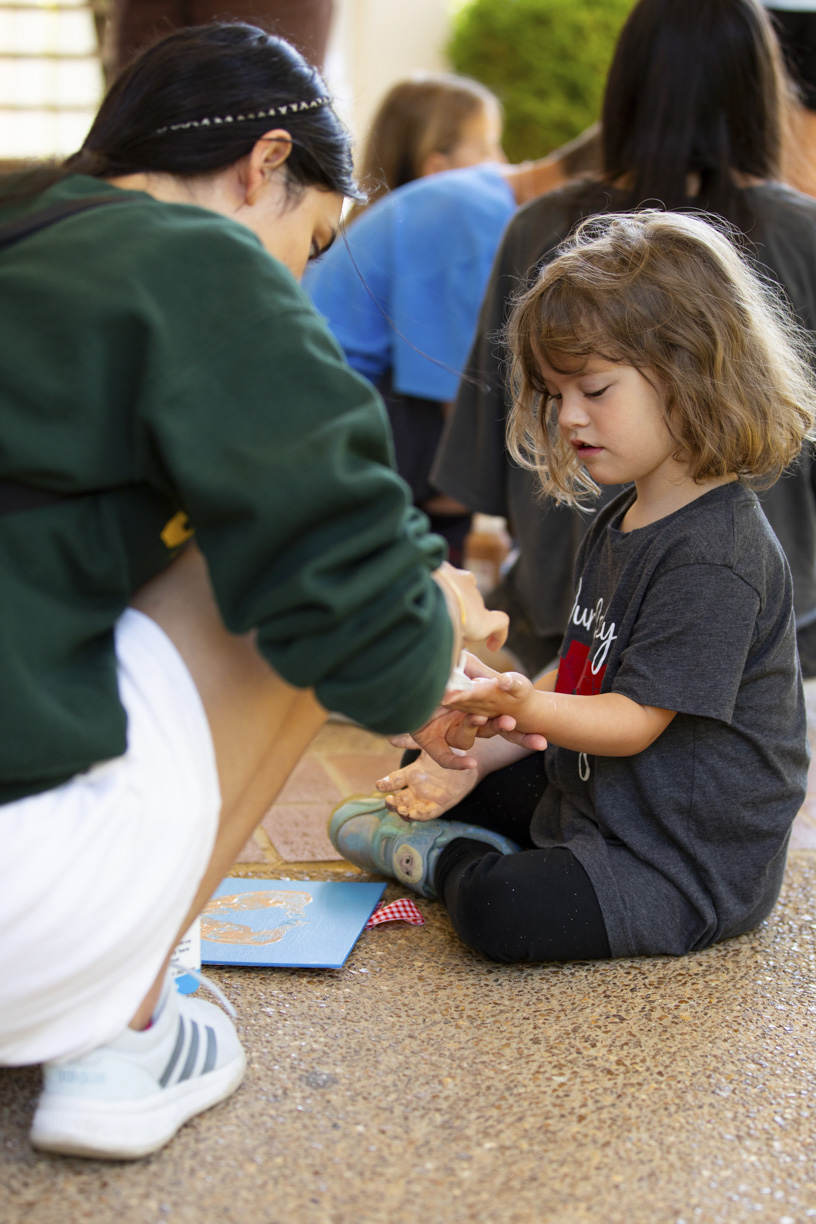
29,974,246,1160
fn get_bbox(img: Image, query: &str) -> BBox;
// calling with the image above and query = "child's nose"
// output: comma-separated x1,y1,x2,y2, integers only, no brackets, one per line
557,394,589,430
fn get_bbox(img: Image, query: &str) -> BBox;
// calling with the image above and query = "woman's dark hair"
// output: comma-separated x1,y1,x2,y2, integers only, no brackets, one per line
600,0,794,229
4,22,360,203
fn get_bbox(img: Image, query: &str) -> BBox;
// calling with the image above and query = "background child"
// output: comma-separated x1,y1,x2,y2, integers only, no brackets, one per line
331,209,816,965
349,72,506,220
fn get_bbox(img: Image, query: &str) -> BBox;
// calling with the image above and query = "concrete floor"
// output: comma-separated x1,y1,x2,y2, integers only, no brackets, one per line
3,722,816,1223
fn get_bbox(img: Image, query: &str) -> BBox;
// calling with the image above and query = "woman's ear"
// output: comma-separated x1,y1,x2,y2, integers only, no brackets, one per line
244,128,293,205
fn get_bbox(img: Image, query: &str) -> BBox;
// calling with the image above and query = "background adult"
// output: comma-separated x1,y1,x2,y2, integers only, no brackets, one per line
763,1,816,195
433,0,816,679
0,23,507,1161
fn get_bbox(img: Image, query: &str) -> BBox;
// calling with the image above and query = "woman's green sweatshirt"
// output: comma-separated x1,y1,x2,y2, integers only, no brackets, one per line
0,175,452,803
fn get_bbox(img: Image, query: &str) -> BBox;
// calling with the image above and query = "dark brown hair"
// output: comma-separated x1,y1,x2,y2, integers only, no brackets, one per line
600,0,795,230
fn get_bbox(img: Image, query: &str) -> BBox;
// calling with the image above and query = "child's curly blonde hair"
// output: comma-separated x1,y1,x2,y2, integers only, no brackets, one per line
506,209,816,506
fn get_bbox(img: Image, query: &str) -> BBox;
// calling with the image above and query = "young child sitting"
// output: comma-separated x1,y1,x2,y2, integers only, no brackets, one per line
330,209,816,963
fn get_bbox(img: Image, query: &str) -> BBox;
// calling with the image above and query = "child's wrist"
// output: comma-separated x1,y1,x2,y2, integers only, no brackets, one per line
515,689,547,736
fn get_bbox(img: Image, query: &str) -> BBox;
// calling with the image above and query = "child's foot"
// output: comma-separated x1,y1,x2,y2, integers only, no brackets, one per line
328,797,519,899
376,750,480,820
29,973,246,1161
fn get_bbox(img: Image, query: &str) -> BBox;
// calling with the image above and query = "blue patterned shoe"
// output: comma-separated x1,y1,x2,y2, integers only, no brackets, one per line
329,797,519,900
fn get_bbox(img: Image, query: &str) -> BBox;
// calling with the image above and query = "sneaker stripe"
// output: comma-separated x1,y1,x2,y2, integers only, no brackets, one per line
202,1025,217,1074
158,1016,186,1088
177,1019,200,1082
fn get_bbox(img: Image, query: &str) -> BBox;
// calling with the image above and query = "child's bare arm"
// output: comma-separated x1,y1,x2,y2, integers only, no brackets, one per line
444,672,676,756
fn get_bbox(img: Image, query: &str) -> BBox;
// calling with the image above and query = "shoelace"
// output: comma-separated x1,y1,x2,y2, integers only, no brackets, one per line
175,966,237,1018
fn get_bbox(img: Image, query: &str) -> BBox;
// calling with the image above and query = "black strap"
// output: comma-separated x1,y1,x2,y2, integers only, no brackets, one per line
0,192,128,513
0,192,128,252
0,480,74,513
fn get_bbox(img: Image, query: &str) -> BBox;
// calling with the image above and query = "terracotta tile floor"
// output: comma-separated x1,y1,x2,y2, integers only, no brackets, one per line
233,717,403,873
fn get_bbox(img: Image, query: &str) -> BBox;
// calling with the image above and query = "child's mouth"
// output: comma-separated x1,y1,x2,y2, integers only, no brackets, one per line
571,440,603,456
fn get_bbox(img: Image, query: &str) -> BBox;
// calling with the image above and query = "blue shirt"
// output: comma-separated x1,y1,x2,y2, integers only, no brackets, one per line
304,163,516,402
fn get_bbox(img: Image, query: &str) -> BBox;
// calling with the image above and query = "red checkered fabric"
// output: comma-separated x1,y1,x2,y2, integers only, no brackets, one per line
364,898,425,929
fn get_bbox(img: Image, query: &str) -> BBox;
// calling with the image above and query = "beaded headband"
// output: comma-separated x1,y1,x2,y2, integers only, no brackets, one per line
154,95,332,136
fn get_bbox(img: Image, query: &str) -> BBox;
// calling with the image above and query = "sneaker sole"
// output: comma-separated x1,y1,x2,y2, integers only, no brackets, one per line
30,1048,246,1161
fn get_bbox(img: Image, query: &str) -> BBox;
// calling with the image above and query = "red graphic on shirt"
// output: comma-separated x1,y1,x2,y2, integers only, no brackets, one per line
556,639,607,696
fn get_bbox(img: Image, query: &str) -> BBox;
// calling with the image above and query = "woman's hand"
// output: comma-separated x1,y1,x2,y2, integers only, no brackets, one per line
387,650,499,769
389,653,547,766
388,706,486,770
435,562,509,652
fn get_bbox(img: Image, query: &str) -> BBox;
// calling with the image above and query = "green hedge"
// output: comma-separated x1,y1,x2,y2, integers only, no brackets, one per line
448,0,635,163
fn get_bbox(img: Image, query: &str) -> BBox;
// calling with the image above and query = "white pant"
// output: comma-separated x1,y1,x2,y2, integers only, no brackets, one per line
0,609,221,1066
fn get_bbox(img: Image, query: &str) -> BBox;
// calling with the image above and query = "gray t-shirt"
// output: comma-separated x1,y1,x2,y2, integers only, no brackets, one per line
432,179,816,644
531,482,809,957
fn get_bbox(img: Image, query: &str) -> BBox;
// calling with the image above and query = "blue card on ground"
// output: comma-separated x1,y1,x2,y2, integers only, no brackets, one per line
199,879,386,970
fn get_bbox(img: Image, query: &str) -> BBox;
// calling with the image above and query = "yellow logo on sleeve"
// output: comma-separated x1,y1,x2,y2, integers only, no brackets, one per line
160,510,194,550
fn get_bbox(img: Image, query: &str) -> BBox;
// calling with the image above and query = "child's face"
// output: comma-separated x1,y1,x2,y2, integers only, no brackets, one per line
423,100,506,176
540,352,687,494
448,99,506,169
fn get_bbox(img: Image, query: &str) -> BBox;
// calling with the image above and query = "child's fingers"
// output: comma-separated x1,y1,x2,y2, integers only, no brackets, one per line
377,766,410,791
443,696,491,716
443,676,501,706
496,671,529,694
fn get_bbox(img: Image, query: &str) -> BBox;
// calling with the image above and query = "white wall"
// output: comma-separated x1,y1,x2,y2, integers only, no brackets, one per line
325,0,454,159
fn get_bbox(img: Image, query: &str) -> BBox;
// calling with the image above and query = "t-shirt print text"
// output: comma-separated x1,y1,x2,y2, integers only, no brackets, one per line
556,578,617,781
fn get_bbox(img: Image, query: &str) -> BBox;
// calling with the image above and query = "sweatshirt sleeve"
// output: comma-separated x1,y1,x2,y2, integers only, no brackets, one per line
140,246,453,734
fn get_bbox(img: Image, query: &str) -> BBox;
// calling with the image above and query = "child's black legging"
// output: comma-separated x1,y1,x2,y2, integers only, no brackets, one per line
429,752,611,964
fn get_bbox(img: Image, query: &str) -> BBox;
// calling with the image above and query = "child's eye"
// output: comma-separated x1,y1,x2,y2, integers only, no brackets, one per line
585,385,610,399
